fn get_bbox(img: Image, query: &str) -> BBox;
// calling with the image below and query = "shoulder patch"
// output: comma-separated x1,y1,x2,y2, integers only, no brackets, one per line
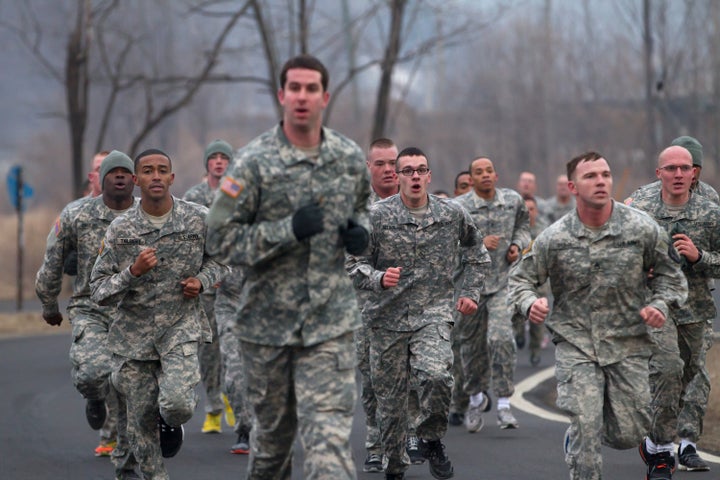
53,217,61,236
623,197,633,206
220,177,244,198
98,238,104,255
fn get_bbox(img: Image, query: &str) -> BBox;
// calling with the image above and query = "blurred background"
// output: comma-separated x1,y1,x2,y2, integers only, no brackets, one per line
2,0,720,300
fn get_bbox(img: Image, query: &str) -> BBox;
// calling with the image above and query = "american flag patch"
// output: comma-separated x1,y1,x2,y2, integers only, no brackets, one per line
53,217,61,236
220,177,244,198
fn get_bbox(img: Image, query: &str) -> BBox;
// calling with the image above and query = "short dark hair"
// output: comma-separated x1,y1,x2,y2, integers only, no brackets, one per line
468,156,492,174
396,147,429,169
567,151,603,180
134,148,172,172
280,54,329,91
454,170,470,189
522,194,537,206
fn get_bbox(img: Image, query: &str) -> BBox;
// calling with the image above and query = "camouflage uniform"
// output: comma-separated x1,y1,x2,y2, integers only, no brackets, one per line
453,188,530,400
348,194,490,475
511,215,551,357
205,124,370,480
626,179,720,206
509,201,688,480
91,198,227,480
351,188,383,457
35,195,138,477
628,192,720,444
214,267,253,437
184,182,224,417
543,196,575,224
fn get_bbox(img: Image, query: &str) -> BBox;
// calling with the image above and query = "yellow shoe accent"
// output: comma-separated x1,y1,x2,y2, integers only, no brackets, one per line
94,440,117,457
222,394,236,427
201,412,222,433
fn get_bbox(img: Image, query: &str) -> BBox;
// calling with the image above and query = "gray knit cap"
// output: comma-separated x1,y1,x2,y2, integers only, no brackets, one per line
204,140,233,169
99,150,134,190
671,136,703,167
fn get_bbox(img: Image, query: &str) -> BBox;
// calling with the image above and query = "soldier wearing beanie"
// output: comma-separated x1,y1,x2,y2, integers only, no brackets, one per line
36,149,138,477
183,140,253,452
625,136,719,207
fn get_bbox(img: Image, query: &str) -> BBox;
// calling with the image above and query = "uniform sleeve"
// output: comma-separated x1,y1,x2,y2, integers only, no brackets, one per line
457,207,491,302
346,213,386,292
205,159,297,268
646,224,688,318
35,208,75,316
508,238,549,317
511,196,531,250
90,224,142,307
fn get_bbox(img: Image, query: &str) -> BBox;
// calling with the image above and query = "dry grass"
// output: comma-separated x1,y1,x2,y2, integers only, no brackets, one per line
1,208,68,301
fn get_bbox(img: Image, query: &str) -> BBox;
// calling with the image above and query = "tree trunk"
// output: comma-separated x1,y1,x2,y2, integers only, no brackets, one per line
66,0,91,199
371,0,406,141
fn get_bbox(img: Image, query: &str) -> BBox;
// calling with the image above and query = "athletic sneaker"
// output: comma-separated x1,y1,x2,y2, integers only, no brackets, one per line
230,429,250,455
201,412,222,433
85,398,106,430
93,439,116,457
420,439,454,479
464,405,484,433
678,444,710,471
222,394,236,427
363,452,383,473
639,440,676,480
406,434,425,464
159,416,184,458
497,407,519,429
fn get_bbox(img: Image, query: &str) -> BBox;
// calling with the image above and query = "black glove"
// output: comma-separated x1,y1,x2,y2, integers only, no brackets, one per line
339,219,369,255
63,249,79,276
292,203,324,241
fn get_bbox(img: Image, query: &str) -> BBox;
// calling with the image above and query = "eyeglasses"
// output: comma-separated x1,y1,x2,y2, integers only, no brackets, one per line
397,166,430,176
659,164,693,173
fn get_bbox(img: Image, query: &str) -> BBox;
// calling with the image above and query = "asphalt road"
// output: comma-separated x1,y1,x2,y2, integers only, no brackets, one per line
2,333,718,480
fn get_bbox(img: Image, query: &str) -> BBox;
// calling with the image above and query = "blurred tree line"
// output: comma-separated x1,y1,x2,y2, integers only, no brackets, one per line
1,0,719,207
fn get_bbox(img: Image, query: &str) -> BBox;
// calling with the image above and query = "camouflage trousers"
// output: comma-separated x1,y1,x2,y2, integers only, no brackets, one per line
69,311,113,401
370,323,453,475
199,293,224,414
215,287,252,435
456,290,516,399
649,319,713,443
555,341,651,480
511,313,546,352
449,321,469,414
110,389,140,480
356,324,421,454
111,343,201,480
242,333,357,480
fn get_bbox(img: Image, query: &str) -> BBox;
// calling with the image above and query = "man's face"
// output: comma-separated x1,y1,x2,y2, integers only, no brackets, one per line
134,154,174,202
367,145,398,193
207,153,230,180
397,155,431,206
556,175,570,198
102,167,134,199
470,158,498,195
525,198,538,223
517,172,537,196
277,68,329,132
454,173,472,196
568,158,612,209
88,153,107,196
656,147,694,198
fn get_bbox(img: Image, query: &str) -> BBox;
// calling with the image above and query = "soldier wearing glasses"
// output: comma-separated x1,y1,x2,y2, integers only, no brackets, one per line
628,145,720,476
348,147,490,480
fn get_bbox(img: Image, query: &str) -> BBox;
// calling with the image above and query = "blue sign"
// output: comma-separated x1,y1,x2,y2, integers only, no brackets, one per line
6,165,34,211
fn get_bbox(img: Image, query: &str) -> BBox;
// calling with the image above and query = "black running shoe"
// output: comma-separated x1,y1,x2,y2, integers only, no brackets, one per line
420,439,454,479
158,416,184,458
85,399,106,430
646,451,676,480
678,444,709,471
